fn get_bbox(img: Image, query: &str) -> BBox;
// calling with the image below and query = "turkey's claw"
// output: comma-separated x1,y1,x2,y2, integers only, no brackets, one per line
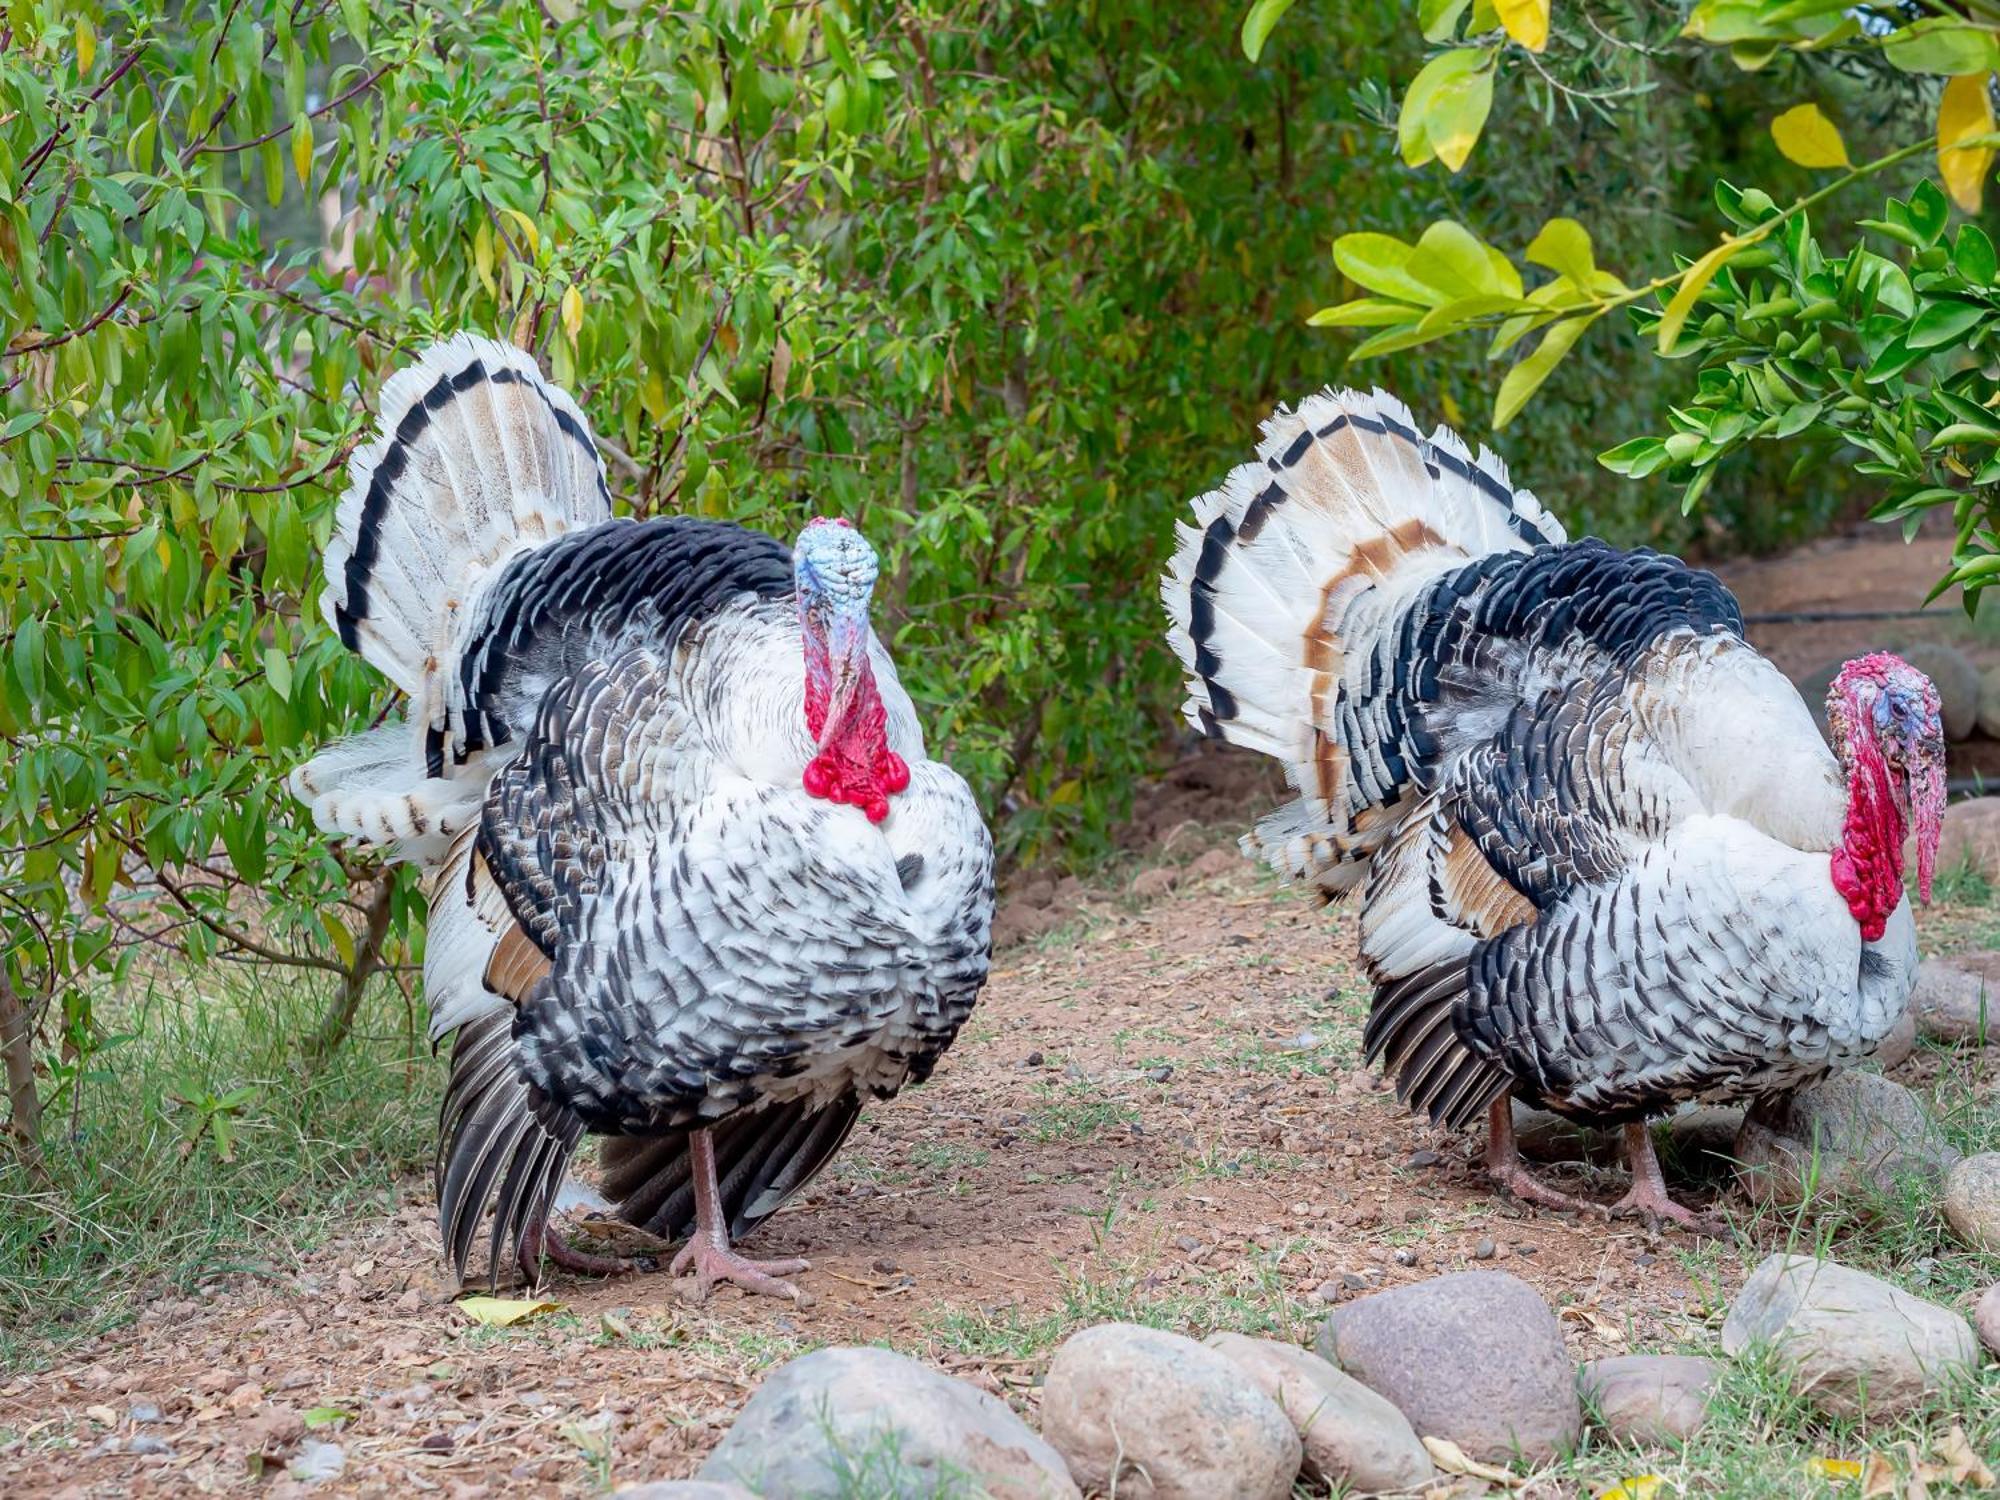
1613,1122,1727,1237
1483,1098,1605,1218
519,1219,660,1283
671,1236,811,1304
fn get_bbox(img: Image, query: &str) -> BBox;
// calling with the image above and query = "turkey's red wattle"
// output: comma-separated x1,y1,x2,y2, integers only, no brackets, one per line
1830,737,1904,943
801,656,908,822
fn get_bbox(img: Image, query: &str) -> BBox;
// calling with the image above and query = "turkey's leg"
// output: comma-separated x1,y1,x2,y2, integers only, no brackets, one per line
517,1217,659,1282
670,1126,811,1302
1483,1098,1604,1216
1609,1122,1726,1235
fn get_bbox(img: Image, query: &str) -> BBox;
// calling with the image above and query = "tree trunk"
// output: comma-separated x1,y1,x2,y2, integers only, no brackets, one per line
0,967,47,1182
306,876,395,1063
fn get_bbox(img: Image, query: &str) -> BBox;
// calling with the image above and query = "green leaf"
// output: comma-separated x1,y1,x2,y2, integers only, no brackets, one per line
1523,218,1596,284
12,617,45,705
1333,233,1443,306
1953,224,1997,285
1907,299,1986,350
1307,298,1424,328
1398,48,1494,173
1419,0,1473,42
1881,19,2000,77
1906,180,1952,247
263,647,294,702
1598,436,1669,478
1407,220,1522,301
1495,313,1595,427
1240,0,1298,62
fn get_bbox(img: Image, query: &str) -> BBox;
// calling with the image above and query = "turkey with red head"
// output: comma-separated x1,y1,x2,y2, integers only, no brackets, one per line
291,335,994,1298
1161,389,1941,1228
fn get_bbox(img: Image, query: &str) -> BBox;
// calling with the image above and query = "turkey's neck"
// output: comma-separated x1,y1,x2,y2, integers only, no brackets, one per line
801,624,908,823
1830,733,1904,944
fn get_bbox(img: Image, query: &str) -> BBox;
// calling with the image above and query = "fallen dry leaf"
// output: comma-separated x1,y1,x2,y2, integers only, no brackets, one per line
455,1296,558,1328
1940,1426,1997,1489
1424,1435,1525,1488
1862,1453,1899,1498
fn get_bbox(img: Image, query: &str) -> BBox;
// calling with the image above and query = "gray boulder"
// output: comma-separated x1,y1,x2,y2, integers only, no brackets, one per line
1943,1153,2000,1254
1315,1270,1579,1463
1935,799,2000,884
1040,1323,1300,1500
698,1346,1077,1500
1871,1007,1918,1070
614,1486,758,1499
1204,1332,1432,1494
1577,1355,1719,1444
1908,959,1997,1046
1721,1255,1979,1418
1734,1072,1958,1207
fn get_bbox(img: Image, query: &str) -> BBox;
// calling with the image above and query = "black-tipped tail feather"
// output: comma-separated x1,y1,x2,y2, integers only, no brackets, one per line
598,1096,863,1245
1361,958,1513,1132
436,1011,585,1288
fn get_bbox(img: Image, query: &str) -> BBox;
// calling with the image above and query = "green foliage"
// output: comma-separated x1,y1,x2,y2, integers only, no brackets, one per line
1281,0,2000,610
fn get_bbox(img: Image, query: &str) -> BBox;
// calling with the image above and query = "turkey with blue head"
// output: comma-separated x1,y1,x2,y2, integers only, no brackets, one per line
1160,388,1943,1230
291,335,994,1299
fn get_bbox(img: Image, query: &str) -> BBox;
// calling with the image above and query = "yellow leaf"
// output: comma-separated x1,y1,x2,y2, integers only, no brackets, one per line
1658,240,1742,354
291,113,313,190
321,912,356,969
473,221,496,298
76,17,96,75
1424,1435,1525,1488
498,207,541,258
1938,72,1996,214
456,1296,558,1327
1805,1457,1865,1482
1495,0,1550,52
560,285,584,342
1599,1478,1668,1500
1440,389,1465,428
1770,103,1850,169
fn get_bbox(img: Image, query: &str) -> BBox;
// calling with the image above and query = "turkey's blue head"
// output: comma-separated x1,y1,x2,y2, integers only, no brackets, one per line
1827,652,1945,932
794,518,909,822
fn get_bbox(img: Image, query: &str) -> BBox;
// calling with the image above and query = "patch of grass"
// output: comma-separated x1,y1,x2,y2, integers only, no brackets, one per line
1024,1081,1138,1143
0,964,438,1371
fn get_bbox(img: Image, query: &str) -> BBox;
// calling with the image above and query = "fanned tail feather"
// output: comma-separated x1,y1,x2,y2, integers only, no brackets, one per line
1160,387,1565,895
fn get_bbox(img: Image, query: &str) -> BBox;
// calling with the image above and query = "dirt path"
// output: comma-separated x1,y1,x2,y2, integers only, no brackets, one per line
2,798,1749,1500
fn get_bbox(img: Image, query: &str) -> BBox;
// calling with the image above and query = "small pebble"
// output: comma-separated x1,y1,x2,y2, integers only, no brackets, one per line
128,1403,162,1424
871,1257,899,1275
1314,1281,1343,1304
128,1436,172,1457
1147,1065,1174,1083
1474,1237,1496,1260
1635,1252,1658,1268
420,1433,453,1452
1393,1248,1418,1267
1024,1051,1044,1068
1407,1149,1440,1169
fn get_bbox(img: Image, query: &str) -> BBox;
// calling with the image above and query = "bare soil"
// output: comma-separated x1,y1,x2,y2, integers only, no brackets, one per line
4,526,1994,1499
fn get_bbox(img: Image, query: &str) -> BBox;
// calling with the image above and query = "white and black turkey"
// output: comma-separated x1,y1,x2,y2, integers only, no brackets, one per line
291,335,993,1298
1161,389,1944,1227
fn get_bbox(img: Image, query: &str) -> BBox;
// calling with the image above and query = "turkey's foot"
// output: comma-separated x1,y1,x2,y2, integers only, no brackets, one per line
1610,1122,1727,1237
1483,1098,1606,1218
670,1235,811,1303
519,1219,660,1283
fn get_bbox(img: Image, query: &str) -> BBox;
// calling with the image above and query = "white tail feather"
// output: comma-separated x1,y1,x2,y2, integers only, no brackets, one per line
1161,387,1565,893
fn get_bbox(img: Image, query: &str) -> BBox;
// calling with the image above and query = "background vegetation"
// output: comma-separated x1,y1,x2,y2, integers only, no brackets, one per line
0,0,1992,1351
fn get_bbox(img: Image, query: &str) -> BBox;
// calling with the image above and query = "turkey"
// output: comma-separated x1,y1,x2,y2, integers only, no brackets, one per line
290,334,994,1299
1160,388,1942,1228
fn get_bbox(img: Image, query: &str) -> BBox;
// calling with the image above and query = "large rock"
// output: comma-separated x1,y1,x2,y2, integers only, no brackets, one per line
1511,1103,1620,1166
1935,798,2000,884
614,1486,758,1499
1040,1328,1304,1500
1977,1284,2000,1358
1040,1324,1299,1500
1577,1355,1719,1444
1734,1072,1959,1207
1314,1271,1579,1464
1513,1102,1737,1177
1721,1255,1980,1418
1899,643,1981,742
1908,958,1997,1046
1872,1007,1918,1070
698,1347,1077,1500
1204,1332,1431,1494
1944,1153,2000,1254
